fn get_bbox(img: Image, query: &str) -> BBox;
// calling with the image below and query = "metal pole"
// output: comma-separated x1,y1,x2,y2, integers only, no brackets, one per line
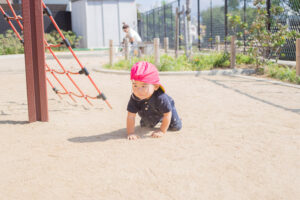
210,0,213,49
154,38,160,66
197,0,200,51
175,7,179,58
153,10,155,38
225,0,228,52
178,0,181,48
22,0,48,122
164,3,166,38
243,0,246,54
158,9,160,41
146,13,149,41
266,0,271,31
183,5,188,57
186,0,191,55
266,0,271,57
171,4,173,47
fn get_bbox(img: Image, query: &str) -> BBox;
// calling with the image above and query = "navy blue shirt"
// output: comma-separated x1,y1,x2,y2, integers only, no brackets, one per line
127,89,182,130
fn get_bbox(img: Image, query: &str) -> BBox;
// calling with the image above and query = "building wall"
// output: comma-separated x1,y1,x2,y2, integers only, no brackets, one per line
0,4,71,34
86,0,104,48
119,0,137,33
71,0,137,48
71,0,88,47
101,0,120,47
43,0,69,4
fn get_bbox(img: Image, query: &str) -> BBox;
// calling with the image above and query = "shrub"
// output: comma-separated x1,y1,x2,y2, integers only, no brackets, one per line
0,30,24,55
266,64,300,84
236,53,255,65
45,30,82,51
106,53,233,71
0,30,81,55
105,54,193,71
213,53,230,68
191,54,214,70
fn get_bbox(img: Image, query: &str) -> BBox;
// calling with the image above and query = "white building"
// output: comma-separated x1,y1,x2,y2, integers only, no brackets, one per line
71,0,137,48
43,0,69,3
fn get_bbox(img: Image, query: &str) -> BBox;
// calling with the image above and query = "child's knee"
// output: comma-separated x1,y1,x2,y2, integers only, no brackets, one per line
168,122,182,131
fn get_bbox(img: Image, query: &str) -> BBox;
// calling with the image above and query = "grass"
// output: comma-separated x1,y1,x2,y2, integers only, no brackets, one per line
105,52,300,85
265,64,300,85
104,52,243,71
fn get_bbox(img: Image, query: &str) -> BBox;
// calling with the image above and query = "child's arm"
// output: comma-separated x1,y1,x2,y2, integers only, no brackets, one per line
151,111,172,138
160,111,172,133
127,111,139,140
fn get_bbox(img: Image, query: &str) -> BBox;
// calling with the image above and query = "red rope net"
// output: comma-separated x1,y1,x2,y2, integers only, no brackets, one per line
0,0,112,109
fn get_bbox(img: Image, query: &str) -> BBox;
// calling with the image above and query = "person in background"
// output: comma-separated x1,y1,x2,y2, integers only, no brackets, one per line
122,22,142,45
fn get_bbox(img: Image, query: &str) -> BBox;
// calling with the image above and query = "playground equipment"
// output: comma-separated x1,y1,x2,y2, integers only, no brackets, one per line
0,0,112,122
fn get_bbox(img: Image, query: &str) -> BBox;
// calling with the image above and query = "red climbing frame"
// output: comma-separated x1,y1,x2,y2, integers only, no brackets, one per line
0,0,112,122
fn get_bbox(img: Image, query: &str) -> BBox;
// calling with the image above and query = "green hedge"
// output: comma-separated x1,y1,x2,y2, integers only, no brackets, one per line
0,30,24,55
0,30,81,55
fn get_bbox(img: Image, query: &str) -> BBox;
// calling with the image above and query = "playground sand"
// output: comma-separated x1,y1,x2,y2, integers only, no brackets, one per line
0,54,300,200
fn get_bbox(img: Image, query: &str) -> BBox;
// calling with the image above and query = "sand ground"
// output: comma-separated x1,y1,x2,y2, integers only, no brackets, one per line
0,52,299,200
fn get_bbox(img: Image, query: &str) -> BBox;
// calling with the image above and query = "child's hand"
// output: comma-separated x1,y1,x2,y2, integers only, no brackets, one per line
127,134,140,140
151,130,165,138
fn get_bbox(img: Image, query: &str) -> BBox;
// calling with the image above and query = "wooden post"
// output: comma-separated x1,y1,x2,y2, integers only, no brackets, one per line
164,37,169,54
230,36,236,69
124,38,129,60
175,8,179,58
109,40,114,65
296,39,300,76
183,5,189,58
154,38,160,66
22,0,48,122
216,35,220,52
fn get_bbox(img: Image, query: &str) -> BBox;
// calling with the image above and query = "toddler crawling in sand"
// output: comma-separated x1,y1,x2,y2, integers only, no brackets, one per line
126,61,182,140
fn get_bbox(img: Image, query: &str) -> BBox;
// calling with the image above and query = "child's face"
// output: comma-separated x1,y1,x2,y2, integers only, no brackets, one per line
123,28,129,33
132,80,159,100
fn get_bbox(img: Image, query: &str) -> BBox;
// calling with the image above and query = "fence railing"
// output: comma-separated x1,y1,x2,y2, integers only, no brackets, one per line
138,0,300,61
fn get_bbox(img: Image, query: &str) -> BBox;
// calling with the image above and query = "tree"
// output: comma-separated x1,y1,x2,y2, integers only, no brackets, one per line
228,0,241,11
246,0,299,66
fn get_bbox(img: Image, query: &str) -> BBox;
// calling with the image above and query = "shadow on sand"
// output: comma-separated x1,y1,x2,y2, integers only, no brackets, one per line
68,127,153,143
0,120,29,125
203,77,300,115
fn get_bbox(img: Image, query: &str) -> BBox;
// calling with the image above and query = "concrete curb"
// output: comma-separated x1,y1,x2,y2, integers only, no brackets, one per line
92,68,256,76
0,51,107,60
0,54,24,59
93,67,300,89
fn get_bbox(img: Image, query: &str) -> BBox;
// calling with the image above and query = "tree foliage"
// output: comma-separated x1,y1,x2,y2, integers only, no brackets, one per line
229,0,300,67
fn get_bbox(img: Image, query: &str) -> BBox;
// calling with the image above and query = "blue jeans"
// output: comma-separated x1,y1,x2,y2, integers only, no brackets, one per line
140,108,182,131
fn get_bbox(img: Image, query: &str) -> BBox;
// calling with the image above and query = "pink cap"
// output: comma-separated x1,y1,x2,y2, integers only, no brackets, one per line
130,61,165,92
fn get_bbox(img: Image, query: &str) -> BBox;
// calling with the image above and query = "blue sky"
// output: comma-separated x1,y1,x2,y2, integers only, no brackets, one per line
136,0,224,12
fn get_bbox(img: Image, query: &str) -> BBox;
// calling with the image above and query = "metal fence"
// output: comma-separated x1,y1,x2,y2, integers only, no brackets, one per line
139,1,177,49
138,0,300,61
